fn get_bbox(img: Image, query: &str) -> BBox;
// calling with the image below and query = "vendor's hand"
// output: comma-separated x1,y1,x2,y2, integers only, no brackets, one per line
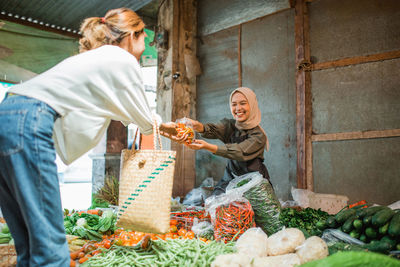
186,118,204,133
185,139,208,150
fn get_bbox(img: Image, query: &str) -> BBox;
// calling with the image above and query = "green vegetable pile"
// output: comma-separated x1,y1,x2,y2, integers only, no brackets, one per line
81,238,235,267
0,223,12,244
237,178,283,235
279,207,330,237
299,251,400,267
320,205,400,254
64,210,117,241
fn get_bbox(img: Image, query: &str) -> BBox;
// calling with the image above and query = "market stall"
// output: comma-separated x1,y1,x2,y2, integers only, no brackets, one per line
3,173,399,267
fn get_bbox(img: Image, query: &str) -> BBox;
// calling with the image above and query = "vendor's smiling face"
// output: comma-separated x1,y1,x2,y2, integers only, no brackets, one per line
231,92,250,122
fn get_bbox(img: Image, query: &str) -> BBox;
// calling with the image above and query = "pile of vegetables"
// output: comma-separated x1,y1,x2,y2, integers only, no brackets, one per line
212,227,329,267
213,200,256,243
227,172,283,236
64,209,116,241
299,251,400,267
80,237,235,266
319,204,400,254
280,207,330,237
0,222,12,244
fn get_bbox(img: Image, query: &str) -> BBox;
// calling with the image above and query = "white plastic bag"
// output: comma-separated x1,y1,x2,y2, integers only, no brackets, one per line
235,227,269,257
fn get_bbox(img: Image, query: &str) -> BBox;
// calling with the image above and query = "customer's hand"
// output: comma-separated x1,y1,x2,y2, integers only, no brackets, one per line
159,122,177,135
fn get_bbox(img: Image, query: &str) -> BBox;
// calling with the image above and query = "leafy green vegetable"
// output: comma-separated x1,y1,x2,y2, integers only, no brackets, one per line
280,207,330,237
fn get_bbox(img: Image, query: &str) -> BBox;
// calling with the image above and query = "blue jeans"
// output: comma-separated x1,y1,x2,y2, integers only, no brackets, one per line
0,95,69,267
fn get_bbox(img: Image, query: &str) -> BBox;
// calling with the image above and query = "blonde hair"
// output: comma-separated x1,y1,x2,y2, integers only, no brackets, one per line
79,7,145,53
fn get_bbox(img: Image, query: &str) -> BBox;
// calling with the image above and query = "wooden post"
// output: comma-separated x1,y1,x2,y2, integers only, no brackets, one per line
294,0,312,190
106,121,127,153
170,0,197,197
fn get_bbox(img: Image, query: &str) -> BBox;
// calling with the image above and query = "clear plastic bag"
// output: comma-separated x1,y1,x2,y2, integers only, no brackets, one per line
205,192,256,242
226,172,283,235
321,229,365,246
175,117,195,144
191,219,214,239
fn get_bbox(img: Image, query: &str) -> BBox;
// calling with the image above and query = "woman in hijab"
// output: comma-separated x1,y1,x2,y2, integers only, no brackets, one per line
185,87,271,195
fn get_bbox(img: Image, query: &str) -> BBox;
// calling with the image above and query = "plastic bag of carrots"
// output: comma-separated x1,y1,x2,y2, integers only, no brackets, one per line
175,117,195,144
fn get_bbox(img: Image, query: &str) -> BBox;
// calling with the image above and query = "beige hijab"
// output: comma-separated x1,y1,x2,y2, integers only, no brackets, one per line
230,87,269,151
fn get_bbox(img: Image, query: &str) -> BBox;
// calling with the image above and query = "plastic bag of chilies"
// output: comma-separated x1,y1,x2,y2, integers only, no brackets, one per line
226,172,283,235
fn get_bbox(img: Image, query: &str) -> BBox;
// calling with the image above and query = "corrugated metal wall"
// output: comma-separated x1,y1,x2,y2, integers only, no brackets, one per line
309,0,400,205
196,4,296,200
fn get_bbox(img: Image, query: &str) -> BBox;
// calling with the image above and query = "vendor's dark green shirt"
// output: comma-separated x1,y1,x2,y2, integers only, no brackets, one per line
201,118,266,161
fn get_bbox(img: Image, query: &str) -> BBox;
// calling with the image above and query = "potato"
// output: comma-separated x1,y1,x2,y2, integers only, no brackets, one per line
266,228,305,256
295,236,328,264
251,253,301,267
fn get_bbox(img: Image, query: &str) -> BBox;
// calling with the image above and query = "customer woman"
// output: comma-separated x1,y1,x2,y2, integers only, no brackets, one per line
0,8,177,267
185,87,271,195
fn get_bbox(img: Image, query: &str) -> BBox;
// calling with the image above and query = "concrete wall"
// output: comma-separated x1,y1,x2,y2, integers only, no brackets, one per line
309,0,400,205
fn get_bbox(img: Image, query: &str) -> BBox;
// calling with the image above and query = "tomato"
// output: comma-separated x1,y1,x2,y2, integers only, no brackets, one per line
103,239,111,249
178,228,187,237
185,231,195,239
78,257,88,264
170,219,178,226
113,238,123,246
169,225,178,233
70,259,76,267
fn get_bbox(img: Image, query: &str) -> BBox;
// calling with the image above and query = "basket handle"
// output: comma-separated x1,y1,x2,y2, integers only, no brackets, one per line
152,117,162,150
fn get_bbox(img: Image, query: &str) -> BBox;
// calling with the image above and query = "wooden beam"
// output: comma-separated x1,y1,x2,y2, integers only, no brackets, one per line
170,0,196,198
238,24,242,87
312,129,400,142
312,50,400,71
0,14,80,39
295,0,311,189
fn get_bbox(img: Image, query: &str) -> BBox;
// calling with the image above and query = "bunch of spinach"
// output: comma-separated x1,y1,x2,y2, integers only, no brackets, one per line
279,207,329,237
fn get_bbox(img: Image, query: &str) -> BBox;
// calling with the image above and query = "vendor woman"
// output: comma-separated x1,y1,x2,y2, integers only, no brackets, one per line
185,87,271,195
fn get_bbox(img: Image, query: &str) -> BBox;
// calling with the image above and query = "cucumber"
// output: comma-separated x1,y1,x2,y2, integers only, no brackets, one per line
326,216,337,228
335,208,357,224
350,229,360,239
356,206,386,218
353,219,363,231
363,215,373,226
359,234,368,243
365,227,378,239
372,207,395,227
379,222,389,235
381,236,397,250
363,240,392,254
342,215,357,233
316,220,327,230
388,212,400,238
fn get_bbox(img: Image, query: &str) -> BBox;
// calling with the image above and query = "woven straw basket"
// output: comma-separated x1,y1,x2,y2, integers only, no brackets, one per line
0,244,17,267
116,120,176,234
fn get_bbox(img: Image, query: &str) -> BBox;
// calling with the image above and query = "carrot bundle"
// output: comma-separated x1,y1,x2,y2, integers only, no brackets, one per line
213,200,256,243
176,123,195,144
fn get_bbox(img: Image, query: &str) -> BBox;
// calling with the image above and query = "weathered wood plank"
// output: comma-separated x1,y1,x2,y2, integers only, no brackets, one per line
312,50,400,71
295,0,310,189
312,129,400,142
